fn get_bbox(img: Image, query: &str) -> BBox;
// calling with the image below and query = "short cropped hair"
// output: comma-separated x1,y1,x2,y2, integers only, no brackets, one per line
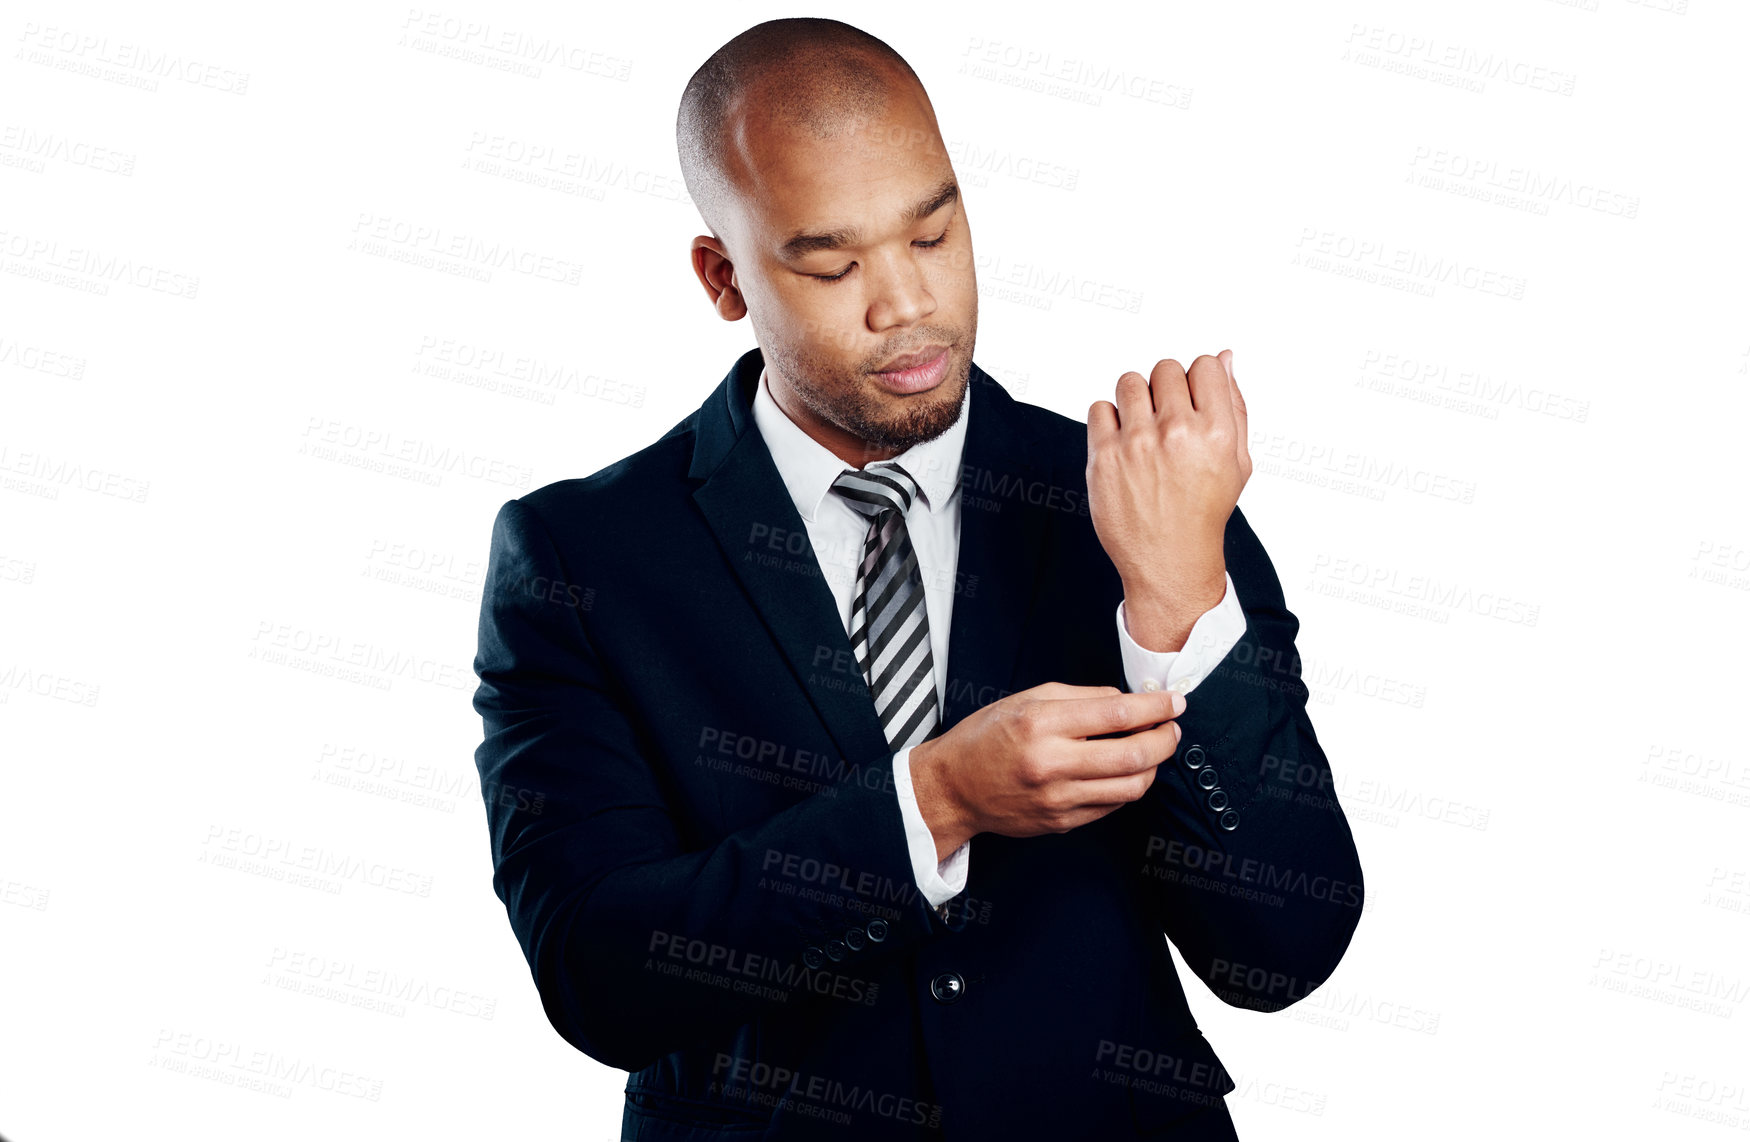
676,18,923,241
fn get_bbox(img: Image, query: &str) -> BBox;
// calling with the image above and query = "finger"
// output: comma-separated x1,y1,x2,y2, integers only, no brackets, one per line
1020,682,1123,704
1064,720,1183,780
1044,802,1131,833
1087,399,1120,451
1147,358,1192,422
1220,349,1248,470
1185,354,1234,421
1029,689,1182,741
1113,370,1153,428
1064,768,1162,813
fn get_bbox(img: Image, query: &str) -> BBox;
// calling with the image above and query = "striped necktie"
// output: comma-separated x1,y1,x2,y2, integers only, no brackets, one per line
829,462,941,753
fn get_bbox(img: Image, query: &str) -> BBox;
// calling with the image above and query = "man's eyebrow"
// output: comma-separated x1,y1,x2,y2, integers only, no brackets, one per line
778,178,959,260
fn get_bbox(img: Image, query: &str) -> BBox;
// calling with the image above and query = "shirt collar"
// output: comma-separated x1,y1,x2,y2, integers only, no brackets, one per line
751,364,970,523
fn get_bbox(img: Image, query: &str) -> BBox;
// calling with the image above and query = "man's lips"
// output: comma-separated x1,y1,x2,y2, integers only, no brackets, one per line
871,346,951,394
875,345,950,374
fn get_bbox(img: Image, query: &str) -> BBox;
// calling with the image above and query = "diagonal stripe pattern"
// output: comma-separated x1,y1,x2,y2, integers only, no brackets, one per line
830,462,941,753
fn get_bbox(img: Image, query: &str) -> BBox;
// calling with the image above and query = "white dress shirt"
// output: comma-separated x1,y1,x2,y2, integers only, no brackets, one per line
749,366,1246,909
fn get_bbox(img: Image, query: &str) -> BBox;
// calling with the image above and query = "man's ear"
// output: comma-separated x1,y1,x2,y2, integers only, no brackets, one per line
691,237,747,321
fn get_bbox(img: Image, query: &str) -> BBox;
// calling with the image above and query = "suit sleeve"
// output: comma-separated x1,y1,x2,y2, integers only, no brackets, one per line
1118,504,1365,1012
471,498,946,1071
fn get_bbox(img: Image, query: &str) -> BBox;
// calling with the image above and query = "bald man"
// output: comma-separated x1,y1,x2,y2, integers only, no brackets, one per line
472,17,1364,1142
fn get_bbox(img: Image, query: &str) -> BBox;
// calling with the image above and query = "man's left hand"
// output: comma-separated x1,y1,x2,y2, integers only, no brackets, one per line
1086,350,1252,650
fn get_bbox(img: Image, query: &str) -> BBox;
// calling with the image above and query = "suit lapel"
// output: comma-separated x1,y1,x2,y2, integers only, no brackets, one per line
688,349,1051,770
939,370,1052,731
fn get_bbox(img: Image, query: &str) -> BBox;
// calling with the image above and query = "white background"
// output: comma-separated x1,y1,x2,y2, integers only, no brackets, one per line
4,1,1748,1138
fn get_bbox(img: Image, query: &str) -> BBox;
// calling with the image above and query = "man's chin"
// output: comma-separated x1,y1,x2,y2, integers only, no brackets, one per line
867,371,965,449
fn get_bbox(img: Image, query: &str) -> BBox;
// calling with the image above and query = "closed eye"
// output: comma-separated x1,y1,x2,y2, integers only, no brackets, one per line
812,230,950,284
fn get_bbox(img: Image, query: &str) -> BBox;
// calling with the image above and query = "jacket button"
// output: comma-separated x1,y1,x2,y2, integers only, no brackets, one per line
824,938,847,962
1207,789,1229,812
866,919,889,943
1196,767,1219,790
1220,809,1239,831
844,926,867,951
930,972,965,1004
803,945,825,969
1184,745,1206,768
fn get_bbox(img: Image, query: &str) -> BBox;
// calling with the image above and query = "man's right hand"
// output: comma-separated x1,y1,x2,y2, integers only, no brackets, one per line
907,683,1185,862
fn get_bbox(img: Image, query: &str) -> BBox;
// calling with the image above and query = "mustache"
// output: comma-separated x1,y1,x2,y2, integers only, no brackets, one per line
868,338,957,373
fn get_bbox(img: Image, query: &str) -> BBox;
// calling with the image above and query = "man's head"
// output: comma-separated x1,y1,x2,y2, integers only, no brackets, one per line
677,18,977,466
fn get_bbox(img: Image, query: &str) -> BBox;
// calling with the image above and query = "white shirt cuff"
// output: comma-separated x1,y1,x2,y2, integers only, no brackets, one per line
1116,571,1245,696
892,744,969,908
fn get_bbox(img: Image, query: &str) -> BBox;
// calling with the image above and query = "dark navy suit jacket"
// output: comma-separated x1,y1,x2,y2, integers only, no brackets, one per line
471,347,1365,1140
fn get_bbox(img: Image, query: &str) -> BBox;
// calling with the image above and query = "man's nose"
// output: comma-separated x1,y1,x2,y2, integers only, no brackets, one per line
865,248,937,330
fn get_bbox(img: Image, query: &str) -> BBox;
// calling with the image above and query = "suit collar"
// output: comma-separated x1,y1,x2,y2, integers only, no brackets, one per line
689,345,1053,763
750,365,970,522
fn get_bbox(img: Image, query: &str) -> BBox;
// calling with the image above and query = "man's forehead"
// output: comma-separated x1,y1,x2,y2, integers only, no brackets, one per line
730,101,942,179
732,124,952,244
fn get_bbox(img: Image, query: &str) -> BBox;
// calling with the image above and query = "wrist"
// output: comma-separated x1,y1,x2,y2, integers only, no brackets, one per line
1121,567,1226,654
908,738,972,861
1122,571,1225,615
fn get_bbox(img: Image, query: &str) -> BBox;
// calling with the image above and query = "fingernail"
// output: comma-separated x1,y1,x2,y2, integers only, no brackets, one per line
1170,692,1187,715
1222,351,1234,383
